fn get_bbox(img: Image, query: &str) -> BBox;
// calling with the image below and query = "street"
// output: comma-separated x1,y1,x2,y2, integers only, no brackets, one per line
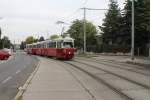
0,52,38,100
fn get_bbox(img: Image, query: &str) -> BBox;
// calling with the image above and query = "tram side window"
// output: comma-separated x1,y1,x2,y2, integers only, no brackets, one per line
52,42,56,48
41,44,43,48
47,42,56,48
44,43,47,48
63,42,73,48
48,42,52,48
57,42,61,48
37,44,40,48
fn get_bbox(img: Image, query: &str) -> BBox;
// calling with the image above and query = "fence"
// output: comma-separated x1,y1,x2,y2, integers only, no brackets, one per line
86,44,149,56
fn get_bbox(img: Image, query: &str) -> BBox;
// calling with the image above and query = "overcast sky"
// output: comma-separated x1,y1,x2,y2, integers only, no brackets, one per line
0,0,124,43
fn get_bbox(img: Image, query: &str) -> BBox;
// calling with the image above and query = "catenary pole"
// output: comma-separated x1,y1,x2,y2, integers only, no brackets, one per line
131,0,135,60
83,7,86,54
81,7,107,54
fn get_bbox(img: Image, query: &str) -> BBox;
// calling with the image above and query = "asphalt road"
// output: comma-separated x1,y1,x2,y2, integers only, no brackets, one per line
0,52,38,100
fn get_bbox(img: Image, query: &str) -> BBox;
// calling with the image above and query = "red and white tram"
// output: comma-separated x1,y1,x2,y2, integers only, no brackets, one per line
26,36,75,59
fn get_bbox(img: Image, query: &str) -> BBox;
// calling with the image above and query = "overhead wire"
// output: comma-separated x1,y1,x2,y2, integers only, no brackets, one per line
61,8,81,22
60,0,89,22
83,0,88,6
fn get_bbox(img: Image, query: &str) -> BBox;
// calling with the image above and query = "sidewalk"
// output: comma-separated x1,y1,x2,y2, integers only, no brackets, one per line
17,57,93,100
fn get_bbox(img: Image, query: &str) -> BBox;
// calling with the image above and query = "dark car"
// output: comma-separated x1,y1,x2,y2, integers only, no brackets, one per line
0,51,10,60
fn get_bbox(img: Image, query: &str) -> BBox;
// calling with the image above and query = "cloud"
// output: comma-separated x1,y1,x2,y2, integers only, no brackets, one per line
0,0,125,43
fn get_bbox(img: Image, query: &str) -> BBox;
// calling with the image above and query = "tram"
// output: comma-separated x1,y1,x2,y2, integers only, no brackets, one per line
26,35,75,59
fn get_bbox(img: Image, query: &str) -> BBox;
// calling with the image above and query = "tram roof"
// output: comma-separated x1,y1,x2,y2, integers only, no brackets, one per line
26,36,74,46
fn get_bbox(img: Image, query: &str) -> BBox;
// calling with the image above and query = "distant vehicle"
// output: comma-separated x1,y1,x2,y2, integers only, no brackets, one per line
0,50,11,60
3,48,12,55
26,35,75,59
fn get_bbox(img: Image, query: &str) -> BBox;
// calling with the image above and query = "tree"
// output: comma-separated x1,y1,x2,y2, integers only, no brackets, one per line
20,41,26,50
134,0,149,47
0,28,2,49
50,34,59,40
121,0,150,54
100,0,121,45
0,28,1,40
1,36,12,49
25,36,34,44
33,38,38,43
145,0,150,34
118,0,132,47
67,19,97,51
39,36,45,42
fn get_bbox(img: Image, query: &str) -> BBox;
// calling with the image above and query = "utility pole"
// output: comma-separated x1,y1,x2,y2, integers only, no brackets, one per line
83,7,86,54
81,7,107,54
131,0,135,60
61,26,65,36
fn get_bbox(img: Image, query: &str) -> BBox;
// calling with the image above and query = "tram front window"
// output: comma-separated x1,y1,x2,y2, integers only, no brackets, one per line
63,42,73,48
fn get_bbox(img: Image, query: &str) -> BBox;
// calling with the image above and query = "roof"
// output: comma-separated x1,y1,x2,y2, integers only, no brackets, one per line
26,35,74,46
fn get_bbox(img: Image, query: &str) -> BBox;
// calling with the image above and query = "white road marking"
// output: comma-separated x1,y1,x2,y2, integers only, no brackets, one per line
2,76,12,84
16,70,21,74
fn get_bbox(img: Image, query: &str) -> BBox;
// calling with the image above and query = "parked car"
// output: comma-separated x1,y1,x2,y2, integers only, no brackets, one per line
0,50,11,60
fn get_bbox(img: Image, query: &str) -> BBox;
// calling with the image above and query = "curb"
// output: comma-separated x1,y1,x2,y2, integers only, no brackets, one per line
13,61,40,100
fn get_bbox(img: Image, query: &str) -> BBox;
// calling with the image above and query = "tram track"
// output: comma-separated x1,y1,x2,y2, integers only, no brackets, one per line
62,61,133,100
90,57,150,70
75,57,150,76
38,57,150,100
72,59,150,90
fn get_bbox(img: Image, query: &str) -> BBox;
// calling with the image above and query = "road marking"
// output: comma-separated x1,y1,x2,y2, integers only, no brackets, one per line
2,76,12,84
16,70,21,74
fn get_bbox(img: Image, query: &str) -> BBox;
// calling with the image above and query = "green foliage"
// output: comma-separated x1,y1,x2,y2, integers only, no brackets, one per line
39,36,45,42
50,34,59,40
121,0,150,48
20,41,26,50
33,38,38,43
100,0,121,45
1,36,12,49
67,19,97,50
0,28,2,49
25,36,34,44
0,28,1,40
100,0,150,54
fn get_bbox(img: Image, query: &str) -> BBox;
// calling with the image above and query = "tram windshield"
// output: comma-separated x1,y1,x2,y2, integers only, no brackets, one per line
63,42,73,48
